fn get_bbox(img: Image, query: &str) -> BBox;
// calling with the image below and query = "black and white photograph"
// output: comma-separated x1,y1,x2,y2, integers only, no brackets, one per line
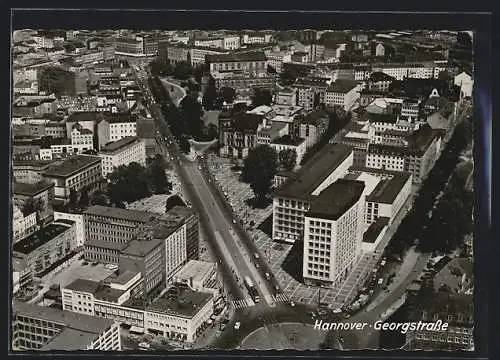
9,17,480,353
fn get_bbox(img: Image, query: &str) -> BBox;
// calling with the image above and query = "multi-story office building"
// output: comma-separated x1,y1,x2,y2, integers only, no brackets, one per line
275,88,297,106
83,206,158,263
273,144,353,243
70,125,94,149
365,124,443,183
98,136,146,178
270,135,306,167
372,62,436,80
291,78,328,111
54,211,86,248
159,41,190,64
114,37,144,56
194,35,240,50
189,47,228,66
62,277,213,343
97,112,138,148
295,109,330,149
218,112,265,159
12,220,76,277
207,51,268,74
12,204,37,243
41,155,102,202
163,206,199,261
302,179,366,287
12,160,57,184
405,293,474,351
242,32,273,44
12,301,121,351
12,181,55,225
324,79,361,111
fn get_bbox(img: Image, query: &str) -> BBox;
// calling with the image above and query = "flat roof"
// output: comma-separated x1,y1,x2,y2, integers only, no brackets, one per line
174,260,215,282
147,289,212,318
13,301,115,339
306,179,365,221
42,155,101,178
64,278,126,302
361,112,399,124
13,222,74,255
206,51,266,63
363,217,390,243
106,270,140,285
272,135,305,146
100,136,140,153
84,205,158,223
275,143,352,200
326,79,359,94
13,181,54,196
42,327,99,351
120,237,163,257
366,172,412,204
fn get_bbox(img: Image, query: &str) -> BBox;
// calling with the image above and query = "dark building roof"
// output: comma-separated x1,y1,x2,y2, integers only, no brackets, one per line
366,172,412,204
206,51,266,63
363,217,390,243
13,302,115,350
67,111,136,124
13,181,54,196
326,79,359,93
407,292,473,326
64,278,126,303
298,109,329,126
146,289,212,318
13,221,75,255
230,113,263,132
369,71,396,82
362,112,399,124
272,135,305,146
306,179,365,221
275,143,353,200
100,136,140,153
84,205,158,223
42,155,101,178
389,78,461,102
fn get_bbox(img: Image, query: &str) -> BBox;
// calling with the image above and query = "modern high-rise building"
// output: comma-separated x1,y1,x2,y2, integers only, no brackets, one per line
302,179,366,287
12,302,121,351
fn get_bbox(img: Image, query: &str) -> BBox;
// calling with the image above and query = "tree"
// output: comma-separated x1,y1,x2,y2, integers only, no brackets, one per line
279,69,298,86
68,188,78,209
165,195,186,212
173,61,193,80
179,136,191,154
39,67,76,97
78,187,90,208
108,163,151,206
147,155,171,194
202,77,218,110
279,149,298,171
242,145,278,205
251,88,273,107
21,197,44,218
179,95,204,138
90,190,108,206
219,87,236,104
150,59,173,77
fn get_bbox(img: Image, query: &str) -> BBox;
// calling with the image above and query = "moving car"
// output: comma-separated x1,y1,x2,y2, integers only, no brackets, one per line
234,322,241,330
138,342,150,349
254,253,260,260
265,272,270,280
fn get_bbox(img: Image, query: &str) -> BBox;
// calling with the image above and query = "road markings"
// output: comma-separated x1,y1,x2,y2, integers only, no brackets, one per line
272,293,290,303
231,298,254,309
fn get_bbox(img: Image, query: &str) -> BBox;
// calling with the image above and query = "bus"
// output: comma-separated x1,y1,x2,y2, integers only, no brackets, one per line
244,276,260,303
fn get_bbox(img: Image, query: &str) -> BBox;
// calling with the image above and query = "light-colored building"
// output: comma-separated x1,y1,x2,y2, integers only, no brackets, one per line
291,78,328,111
54,211,86,248
372,62,436,81
242,32,273,44
454,71,473,99
272,144,353,243
12,204,37,243
189,47,228,66
302,179,366,287
324,79,361,111
12,302,121,351
270,135,306,167
98,136,146,178
296,109,330,148
71,125,94,149
41,155,102,202
12,220,77,277
275,88,297,106
172,260,219,298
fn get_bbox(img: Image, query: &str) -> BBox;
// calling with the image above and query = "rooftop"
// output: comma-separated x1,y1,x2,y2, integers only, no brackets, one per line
13,222,74,255
13,181,54,196
42,327,99,351
105,270,140,286
275,143,353,200
42,155,101,178
64,278,126,303
326,79,359,94
298,109,329,126
13,301,115,344
272,135,305,147
84,205,158,223
147,289,212,318
100,136,141,153
369,71,396,82
206,51,267,63
306,179,365,221
366,172,412,204
361,112,399,124
363,217,390,243
174,260,216,283
120,237,164,257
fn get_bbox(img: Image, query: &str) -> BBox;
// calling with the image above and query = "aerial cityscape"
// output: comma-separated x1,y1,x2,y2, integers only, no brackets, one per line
10,28,475,352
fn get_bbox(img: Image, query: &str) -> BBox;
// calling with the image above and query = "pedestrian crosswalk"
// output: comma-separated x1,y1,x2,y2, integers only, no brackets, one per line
273,293,290,303
231,298,254,309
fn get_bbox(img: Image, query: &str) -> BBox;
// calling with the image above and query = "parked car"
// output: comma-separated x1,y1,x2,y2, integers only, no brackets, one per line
138,342,150,349
265,273,270,280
